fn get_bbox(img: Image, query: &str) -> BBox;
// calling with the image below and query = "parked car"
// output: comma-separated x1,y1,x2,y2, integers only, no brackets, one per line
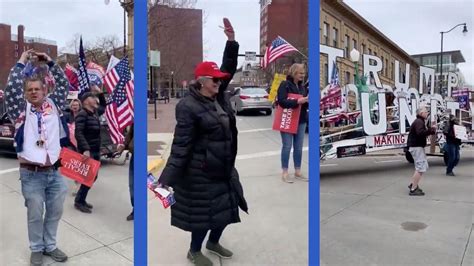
230,87,272,115
0,112,15,155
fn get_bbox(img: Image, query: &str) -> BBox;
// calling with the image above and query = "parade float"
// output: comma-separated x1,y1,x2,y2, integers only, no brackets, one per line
320,48,473,162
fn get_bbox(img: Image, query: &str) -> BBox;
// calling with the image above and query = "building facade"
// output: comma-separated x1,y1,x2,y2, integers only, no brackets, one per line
0,24,57,88
260,0,308,55
320,0,419,90
411,50,466,90
148,4,203,92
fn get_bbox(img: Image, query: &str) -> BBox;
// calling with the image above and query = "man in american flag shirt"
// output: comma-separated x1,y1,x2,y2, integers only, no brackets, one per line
5,49,70,266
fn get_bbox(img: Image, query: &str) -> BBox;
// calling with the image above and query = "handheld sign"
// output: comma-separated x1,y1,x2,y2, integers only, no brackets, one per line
59,148,100,187
272,93,303,134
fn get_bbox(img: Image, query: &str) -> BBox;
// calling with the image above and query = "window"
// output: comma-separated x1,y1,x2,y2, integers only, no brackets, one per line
345,35,350,58
385,58,388,77
323,23,329,45
361,44,366,54
345,71,351,84
374,51,377,57
381,56,385,76
15,44,18,50
391,62,394,79
368,48,372,55
15,52,18,58
324,63,328,86
352,39,357,51
332,28,338,47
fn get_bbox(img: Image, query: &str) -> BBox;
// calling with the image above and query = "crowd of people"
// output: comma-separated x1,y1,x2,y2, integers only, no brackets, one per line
4,49,133,266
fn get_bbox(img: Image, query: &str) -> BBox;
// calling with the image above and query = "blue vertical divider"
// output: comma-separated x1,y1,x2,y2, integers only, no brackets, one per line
134,0,147,265
308,0,320,265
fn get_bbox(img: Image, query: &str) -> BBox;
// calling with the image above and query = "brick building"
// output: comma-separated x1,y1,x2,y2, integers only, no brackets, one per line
259,0,308,55
148,4,203,92
0,24,57,87
319,0,419,90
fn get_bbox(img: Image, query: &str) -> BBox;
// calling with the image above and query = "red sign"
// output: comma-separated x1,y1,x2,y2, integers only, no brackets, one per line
272,93,303,134
59,148,101,187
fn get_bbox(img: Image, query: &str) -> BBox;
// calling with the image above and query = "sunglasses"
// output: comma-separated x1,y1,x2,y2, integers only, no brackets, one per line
204,76,222,83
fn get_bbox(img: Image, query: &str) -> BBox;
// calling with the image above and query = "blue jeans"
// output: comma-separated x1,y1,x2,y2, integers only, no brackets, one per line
445,143,460,174
20,168,68,252
129,154,134,208
280,123,307,169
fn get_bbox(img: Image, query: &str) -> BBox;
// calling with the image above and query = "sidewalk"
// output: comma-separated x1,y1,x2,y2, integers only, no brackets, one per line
147,112,310,265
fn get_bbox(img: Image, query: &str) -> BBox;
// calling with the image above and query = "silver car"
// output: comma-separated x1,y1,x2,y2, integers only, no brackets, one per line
230,87,273,115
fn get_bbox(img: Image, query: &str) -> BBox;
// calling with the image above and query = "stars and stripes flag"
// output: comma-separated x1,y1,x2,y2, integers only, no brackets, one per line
104,57,134,144
261,36,298,69
65,63,79,91
453,87,470,110
77,36,90,95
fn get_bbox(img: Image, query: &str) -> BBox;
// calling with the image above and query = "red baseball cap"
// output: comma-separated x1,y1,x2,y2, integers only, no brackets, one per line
194,61,231,80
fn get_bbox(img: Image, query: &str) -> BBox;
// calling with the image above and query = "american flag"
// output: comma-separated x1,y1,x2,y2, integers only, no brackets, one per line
261,36,298,69
104,57,134,144
77,36,90,95
65,63,79,91
453,88,470,110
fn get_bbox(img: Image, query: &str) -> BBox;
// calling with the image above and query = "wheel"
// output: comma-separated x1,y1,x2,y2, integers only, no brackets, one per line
264,109,272,116
405,149,414,163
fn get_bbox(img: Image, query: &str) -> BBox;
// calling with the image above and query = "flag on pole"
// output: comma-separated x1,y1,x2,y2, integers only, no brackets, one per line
77,36,90,95
65,63,79,91
87,61,106,87
261,36,298,69
104,57,134,144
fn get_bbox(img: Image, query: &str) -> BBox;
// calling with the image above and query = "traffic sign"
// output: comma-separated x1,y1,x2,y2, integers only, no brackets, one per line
245,51,257,61
150,50,160,67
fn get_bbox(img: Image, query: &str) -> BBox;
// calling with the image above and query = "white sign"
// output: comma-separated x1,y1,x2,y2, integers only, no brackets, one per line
366,134,408,147
454,125,468,140
245,51,257,61
67,91,79,100
150,50,160,67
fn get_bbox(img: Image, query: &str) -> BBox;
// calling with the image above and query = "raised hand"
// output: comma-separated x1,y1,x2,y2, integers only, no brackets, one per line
19,49,34,65
223,18,235,41
33,51,52,62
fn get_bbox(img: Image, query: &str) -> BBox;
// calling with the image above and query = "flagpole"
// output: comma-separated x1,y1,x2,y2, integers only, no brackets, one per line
278,35,307,59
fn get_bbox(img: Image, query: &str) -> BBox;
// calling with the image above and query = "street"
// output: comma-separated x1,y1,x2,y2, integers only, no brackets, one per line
0,154,133,265
147,101,309,265
320,149,474,266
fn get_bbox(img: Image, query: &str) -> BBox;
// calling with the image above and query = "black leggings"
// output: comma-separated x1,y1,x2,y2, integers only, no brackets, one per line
190,227,226,252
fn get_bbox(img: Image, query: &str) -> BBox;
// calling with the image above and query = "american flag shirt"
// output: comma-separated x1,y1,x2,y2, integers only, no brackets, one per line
5,62,69,151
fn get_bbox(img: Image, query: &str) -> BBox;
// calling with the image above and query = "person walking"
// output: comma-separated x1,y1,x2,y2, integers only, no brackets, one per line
407,107,437,196
73,86,106,213
5,49,70,266
158,18,248,266
118,123,134,221
276,63,309,183
444,114,461,176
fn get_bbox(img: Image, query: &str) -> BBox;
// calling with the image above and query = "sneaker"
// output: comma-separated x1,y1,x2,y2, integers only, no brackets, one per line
282,174,294,183
43,248,68,262
126,211,134,221
206,241,233,259
408,184,423,193
30,251,43,266
294,174,309,182
446,172,456,176
187,250,213,266
409,187,425,196
74,203,92,213
84,202,93,209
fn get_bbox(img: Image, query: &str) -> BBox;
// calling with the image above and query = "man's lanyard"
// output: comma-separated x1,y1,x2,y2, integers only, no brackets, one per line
30,105,48,149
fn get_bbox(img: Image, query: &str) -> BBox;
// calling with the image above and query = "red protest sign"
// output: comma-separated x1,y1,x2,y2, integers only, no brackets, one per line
59,148,100,187
272,93,303,134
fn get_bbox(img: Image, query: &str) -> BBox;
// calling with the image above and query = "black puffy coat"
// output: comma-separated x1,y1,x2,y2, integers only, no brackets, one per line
159,40,248,232
276,76,308,124
74,93,106,153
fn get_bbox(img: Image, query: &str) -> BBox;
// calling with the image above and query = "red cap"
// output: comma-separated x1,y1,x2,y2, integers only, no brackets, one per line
194,61,231,80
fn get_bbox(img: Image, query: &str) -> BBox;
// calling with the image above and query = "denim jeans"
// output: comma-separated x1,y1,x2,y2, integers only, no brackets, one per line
129,154,134,208
280,123,307,169
445,143,460,174
20,168,68,252
190,226,226,252
75,151,100,204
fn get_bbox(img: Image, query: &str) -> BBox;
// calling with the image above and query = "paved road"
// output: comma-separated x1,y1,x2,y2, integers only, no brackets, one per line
320,149,474,266
148,109,309,265
0,154,133,265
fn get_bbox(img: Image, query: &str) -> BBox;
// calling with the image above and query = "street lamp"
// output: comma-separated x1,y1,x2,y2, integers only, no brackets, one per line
171,71,175,98
438,23,468,93
350,48,360,85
